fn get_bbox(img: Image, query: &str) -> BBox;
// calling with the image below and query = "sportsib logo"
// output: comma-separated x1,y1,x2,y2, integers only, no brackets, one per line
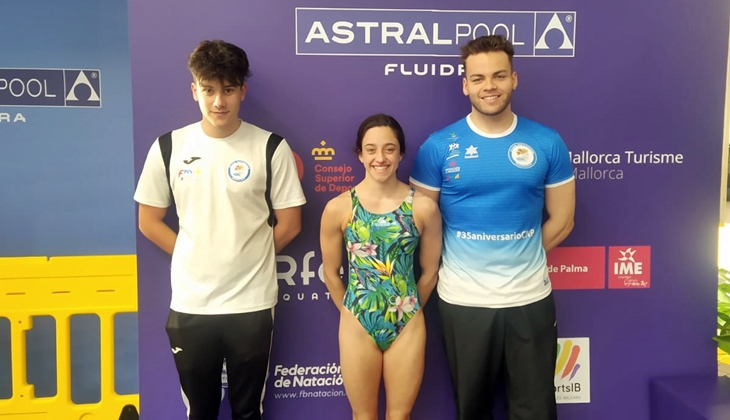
555,340,581,382
296,8,576,57
554,338,591,403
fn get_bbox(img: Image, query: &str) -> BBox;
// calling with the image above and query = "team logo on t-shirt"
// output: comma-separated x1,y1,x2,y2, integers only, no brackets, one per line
228,160,251,182
464,145,479,159
447,142,460,160
508,143,537,169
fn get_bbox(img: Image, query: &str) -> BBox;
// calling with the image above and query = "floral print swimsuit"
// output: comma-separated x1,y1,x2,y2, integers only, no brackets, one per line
343,188,421,351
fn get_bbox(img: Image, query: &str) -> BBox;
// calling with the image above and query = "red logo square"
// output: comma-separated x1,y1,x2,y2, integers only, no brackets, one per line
608,246,651,289
547,246,606,290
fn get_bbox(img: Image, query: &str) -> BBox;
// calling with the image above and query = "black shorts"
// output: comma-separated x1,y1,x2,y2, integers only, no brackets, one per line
165,308,274,420
439,294,558,420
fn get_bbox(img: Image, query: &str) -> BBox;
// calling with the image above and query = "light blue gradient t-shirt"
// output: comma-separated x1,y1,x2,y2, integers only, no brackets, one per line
410,114,574,308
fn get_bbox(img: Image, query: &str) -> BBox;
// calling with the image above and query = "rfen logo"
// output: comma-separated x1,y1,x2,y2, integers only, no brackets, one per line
608,246,651,289
0,68,101,107
296,8,576,57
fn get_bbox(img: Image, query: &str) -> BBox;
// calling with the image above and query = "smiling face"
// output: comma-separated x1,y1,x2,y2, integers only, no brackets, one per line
462,51,518,119
358,125,403,183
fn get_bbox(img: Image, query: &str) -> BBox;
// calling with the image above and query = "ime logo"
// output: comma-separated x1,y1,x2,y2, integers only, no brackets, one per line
614,247,641,275
609,246,651,289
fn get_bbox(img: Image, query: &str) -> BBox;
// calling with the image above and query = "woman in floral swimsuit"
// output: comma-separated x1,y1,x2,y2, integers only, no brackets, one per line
320,114,442,420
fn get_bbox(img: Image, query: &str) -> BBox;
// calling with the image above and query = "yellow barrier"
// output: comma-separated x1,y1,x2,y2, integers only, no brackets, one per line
0,255,139,420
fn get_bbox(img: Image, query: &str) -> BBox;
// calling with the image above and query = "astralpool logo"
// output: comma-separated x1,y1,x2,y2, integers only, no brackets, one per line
0,68,102,107
554,337,590,404
296,8,577,57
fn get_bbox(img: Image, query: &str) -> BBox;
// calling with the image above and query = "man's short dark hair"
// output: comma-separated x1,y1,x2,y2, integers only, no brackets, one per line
460,35,515,68
188,40,252,86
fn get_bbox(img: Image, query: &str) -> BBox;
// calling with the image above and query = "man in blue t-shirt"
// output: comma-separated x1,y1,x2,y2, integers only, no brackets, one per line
410,35,575,420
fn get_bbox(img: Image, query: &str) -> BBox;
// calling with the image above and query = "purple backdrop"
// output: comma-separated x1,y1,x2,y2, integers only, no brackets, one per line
129,0,729,419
